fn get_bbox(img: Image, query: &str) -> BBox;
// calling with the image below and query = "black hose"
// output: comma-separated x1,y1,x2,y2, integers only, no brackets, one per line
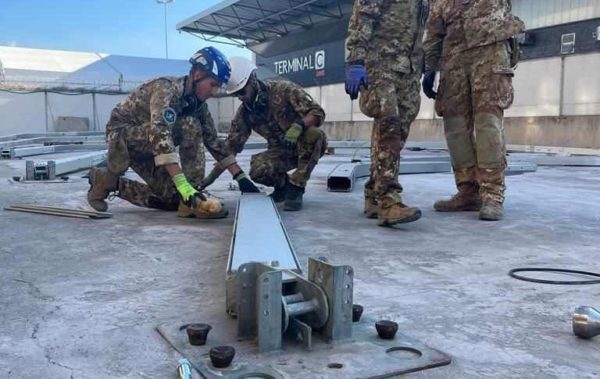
508,267,600,285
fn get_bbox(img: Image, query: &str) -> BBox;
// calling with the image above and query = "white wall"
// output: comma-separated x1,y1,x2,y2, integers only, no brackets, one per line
0,91,126,135
95,94,127,131
0,91,46,134
507,57,562,117
513,0,600,29
562,53,600,116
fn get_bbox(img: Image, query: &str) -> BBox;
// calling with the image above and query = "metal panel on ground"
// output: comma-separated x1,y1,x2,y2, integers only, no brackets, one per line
25,151,106,180
327,161,452,192
327,159,537,192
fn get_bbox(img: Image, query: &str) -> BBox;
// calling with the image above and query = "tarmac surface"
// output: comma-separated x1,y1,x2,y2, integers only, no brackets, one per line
1,147,599,378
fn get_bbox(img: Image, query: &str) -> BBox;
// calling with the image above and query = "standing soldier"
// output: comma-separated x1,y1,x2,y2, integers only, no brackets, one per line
422,0,524,221
201,57,327,211
345,0,429,227
87,47,258,218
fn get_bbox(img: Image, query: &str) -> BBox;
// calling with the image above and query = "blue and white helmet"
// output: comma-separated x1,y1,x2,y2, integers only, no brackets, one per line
189,47,231,86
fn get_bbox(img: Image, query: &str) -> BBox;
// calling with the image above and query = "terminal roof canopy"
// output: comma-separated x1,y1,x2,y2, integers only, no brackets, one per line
177,0,354,50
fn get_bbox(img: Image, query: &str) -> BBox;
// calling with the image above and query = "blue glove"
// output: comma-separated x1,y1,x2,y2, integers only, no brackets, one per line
345,61,367,100
422,70,437,99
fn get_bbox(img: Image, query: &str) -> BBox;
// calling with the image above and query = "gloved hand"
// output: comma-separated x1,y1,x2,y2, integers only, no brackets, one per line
198,168,221,190
233,171,260,193
345,61,367,100
422,70,437,99
284,121,304,151
173,173,206,208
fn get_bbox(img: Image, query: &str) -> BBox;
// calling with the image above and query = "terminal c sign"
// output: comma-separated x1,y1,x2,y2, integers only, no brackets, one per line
255,40,346,86
273,50,326,77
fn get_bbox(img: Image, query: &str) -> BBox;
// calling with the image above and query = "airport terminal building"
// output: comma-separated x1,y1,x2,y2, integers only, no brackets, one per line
178,0,600,149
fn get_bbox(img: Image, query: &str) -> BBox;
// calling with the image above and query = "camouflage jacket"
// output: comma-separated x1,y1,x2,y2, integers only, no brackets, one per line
423,0,525,71
225,80,325,154
106,76,232,167
346,0,429,75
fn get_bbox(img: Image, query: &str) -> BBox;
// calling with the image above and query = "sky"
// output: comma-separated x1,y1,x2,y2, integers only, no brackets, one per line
0,0,251,61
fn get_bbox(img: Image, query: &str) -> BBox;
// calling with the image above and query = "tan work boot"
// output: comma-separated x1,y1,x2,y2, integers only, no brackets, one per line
478,167,506,221
479,198,503,221
87,167,119,212
434,166,480,212
433,189,481,212
377,193,422,227
364,197,379,219
177,196,228,219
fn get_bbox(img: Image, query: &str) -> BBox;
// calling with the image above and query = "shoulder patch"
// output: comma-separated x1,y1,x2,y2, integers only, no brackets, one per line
163,107,177,125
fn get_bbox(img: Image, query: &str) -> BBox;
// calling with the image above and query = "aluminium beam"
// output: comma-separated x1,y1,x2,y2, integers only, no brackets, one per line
25,151,107,180
327,160,452,192
327,160,537,192
2,143,108,159
226,193,302,316
0,131,104,142
505,161,538,175
0,136,105,150
508,154,600,167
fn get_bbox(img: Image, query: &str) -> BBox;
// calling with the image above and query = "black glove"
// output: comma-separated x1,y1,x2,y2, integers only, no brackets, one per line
233,171,260,193
186,192,207,209
422,70,437,99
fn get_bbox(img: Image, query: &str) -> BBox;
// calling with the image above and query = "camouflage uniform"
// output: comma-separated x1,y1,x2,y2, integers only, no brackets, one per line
347,0,429,204
105,76,234,210
424,0,524,208
225,80,327,189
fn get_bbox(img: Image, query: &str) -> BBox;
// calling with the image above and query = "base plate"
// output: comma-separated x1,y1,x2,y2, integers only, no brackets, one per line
157,316,451,379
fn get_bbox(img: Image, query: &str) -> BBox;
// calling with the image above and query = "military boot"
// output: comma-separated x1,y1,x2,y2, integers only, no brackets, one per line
177,195,228,219
377,193,422,227
434,167,481,212
284,183,305,211
434,187,481,211
479,198,503,221
87,167,119,212
270,177,288,203
269,187,287,203
364,197,379,219
478,167,505,221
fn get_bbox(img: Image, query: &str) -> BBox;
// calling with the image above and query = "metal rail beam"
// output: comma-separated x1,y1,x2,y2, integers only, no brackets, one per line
25,151,107,180
2,143,107,159
508,154,600,167
327,160,453,192
226,193,301,316
0,136,105,150
327,160,537,192
0,131,104,141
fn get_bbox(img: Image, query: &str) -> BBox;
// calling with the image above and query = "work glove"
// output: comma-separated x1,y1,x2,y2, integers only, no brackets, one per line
173,173,206,208
422,70,437,99
233,171,260,193
284,121,304,151
345,61,367,100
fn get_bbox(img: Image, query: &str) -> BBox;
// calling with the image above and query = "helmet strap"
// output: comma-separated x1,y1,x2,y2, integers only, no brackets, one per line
183,71,208,115
251,79,268,112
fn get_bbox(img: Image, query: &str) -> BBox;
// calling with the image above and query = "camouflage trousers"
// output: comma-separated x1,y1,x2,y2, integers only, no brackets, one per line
435,42,514,203
359,69,421,201
249,126,327,189
105,122,205,210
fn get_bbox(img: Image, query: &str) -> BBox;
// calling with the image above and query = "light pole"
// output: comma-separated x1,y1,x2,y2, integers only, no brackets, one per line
156,0,174,59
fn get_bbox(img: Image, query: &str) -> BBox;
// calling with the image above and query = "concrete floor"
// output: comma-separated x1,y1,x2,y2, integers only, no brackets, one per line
1,148,599,378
